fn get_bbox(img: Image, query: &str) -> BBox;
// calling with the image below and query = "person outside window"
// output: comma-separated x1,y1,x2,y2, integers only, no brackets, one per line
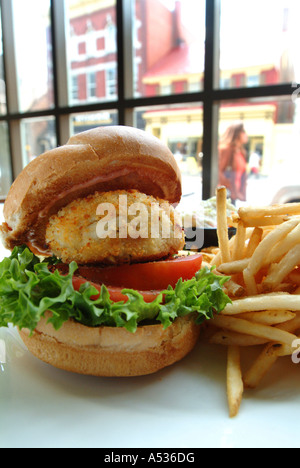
218,121,248,204
249,148,261,178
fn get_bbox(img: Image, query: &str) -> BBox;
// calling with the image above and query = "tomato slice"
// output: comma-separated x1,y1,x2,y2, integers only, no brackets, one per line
72,276,162,303
77,253,202,291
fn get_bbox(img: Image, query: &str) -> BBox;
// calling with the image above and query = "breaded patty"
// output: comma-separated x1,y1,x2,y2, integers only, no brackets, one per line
45,190,185,265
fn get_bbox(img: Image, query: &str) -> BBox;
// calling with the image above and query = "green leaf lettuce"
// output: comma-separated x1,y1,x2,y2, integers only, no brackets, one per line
0,246,231,333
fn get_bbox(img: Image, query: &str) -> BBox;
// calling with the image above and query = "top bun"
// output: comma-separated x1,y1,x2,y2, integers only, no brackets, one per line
1,126,182,253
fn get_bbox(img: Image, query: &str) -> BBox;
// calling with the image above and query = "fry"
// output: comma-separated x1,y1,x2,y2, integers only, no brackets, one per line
238,204,300,220
210,330,268,346
262,244,300,291
277,314,300,333
243,218,300,295
265,222,300,266
243,343,278,389
241,215,290,228
239,310,296,325
222,293,300,315
216,187,231,263
268,334,300,358
218,258,249,275
245,227,263,257
262,316,300,357
208,191,300,416
232,221,246,261
269,342,294,357
223,278,245,297
212,314,298,346
227,345,244,418
252,315,300,358
211,235,237,267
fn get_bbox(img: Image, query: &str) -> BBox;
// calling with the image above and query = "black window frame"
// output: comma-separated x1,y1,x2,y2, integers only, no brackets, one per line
0,0,295,202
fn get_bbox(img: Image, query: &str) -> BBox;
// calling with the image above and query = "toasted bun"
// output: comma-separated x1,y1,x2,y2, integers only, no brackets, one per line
18,314,200,377
1,126,182,253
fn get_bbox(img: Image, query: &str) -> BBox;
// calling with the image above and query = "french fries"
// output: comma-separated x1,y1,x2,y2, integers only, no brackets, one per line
206,188,300,417
212,314,298,346
243,344,278,389
209,330,268,347
227,346,244,418
216,186,231,263
243,218,299,295
239,310,296,325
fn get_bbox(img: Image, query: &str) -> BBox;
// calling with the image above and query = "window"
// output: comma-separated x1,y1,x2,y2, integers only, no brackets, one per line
219,0,300,89
0,14,6,115
71,110,118,134
66,0,118,106
106,67,117,98
71,75,79,101
217,96,298,205
86,20,97,58
12,0,54,112
21,117,56,166
105,14,117,54
133,0,206,99
133,102,202,213
0,122,12,198
0,0,299,210
87,71,97,99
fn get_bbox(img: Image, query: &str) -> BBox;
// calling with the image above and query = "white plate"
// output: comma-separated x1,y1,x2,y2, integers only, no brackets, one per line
1,324,300,449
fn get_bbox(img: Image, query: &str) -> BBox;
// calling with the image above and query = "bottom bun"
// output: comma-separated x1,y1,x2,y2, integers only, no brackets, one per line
19,313,201,377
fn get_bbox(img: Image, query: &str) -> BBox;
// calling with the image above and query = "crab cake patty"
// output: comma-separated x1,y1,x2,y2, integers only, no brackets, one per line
45,190,185,265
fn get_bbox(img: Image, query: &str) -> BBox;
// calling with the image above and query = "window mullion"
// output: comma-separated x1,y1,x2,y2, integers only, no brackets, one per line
51,0,69,144
116,0,125,124
9,120,25,178
1,0,19,114
122,0,134,102
116,0,135,125
1,0,23,180
202,0,221,199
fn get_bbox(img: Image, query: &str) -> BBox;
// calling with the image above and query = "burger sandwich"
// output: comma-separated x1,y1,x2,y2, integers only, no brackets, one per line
0,126,230,377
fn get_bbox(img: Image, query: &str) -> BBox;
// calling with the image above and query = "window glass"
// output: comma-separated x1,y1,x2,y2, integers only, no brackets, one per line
219,0,300,89
133,0,205,98
0,7,6,115
66,0,118,106
70,110,118,135
13,0,53,112
0,122,12,197
134,103,203,213
216,96,300,207
21,117,57,167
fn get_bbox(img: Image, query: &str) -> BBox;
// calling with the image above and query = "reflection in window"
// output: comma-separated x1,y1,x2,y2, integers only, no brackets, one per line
22,117,56,167
71,75,79,101
87,72,97,99
0,123,12,196
134,104,203,213
106,68,117,98
67,0,117,106
219,0,300,89
217,96,300,207
86,20,97,58
105,14,117,54
133,0,205,98
247,75,260,88
13,0,53,112
0,7,6,115
70,110,118,135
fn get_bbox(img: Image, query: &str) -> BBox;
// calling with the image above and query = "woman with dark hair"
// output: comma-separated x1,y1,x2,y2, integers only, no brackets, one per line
218,121,248,204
